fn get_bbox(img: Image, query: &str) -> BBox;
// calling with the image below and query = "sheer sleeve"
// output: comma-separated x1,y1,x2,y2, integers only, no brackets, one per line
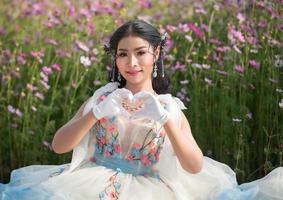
63,82,119,174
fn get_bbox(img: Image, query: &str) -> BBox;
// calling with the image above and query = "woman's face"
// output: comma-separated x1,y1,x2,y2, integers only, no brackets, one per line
115,36,159,87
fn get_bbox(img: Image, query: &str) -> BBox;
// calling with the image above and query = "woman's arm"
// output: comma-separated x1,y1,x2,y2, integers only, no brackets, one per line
52,99,98,154
163,111,203,174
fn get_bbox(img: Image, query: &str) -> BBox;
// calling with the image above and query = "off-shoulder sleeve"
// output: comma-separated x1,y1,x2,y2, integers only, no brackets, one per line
64,82,119,174
173,97,187,110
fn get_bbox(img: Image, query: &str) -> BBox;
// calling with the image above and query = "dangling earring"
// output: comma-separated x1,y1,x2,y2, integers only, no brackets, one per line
117,71,121,82
153,63,158,78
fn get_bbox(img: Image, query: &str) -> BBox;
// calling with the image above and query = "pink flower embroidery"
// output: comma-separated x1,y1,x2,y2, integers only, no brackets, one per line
107,124,117,133
159,130,166,137
127,155,134,161
141,154,151,166
133,143,141,149
89,156,96,162
99,117,108,123
155,154,160,162
149,147,157,155
114,145,121,153
99,95,106,102
110,191,118,198
104,151,111,157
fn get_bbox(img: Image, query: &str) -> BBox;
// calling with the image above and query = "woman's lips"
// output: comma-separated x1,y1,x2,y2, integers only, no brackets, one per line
126,70,142,76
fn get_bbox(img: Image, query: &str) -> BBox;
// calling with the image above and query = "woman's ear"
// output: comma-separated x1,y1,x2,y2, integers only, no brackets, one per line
154,46,161,61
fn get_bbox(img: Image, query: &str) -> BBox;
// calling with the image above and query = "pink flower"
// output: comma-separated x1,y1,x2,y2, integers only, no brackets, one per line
104,151,111,157
159,130,166,137
166,25,177,32
42,66,53,76
51,64,62,72
89,156,96,162
107,124,117,133
114,145,121,153
127,154,134,161
141,154,151,166
110,191,118,198
155,154,160,161
26,83,37,92
249,60,260,70
99,117,108,123
188,23,204,40
100,138,106,145
7,105,15,113
35,92,44,100
234,65,245,73
133,143,141,149
149,147,157,155
99,95,106,102
139,0,152,9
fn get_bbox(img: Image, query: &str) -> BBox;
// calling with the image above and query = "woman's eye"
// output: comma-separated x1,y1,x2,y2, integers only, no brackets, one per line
117,53,127,57
137,51,146,56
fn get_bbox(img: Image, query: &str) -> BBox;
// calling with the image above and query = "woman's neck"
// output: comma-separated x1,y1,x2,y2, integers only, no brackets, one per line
124,82,156,95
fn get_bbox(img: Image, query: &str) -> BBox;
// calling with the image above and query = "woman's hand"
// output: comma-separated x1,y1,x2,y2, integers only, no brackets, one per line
92,91,129,120
133,92,169,125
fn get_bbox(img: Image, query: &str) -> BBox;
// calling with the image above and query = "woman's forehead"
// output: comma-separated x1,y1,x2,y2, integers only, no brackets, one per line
117,36,152,51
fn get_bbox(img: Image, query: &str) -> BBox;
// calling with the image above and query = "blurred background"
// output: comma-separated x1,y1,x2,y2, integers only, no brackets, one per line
0,0,282,184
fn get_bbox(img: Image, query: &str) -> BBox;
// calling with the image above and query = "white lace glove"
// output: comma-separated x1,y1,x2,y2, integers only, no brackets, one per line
92,91,130,120
133,91,170,125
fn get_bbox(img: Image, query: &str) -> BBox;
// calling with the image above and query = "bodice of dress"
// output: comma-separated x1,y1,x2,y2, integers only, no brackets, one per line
84,90,169,178
65,82,187,178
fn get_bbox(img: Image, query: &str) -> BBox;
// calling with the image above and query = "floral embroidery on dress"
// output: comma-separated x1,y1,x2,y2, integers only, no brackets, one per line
99,170,121,200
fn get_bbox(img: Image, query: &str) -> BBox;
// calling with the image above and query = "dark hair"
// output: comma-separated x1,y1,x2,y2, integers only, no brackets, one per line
104,19,170,94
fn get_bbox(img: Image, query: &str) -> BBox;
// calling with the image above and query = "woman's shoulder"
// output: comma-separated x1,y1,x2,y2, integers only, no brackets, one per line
157,93,187,110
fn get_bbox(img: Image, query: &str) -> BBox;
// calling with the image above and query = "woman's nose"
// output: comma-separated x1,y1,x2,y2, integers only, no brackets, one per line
128,54,139,67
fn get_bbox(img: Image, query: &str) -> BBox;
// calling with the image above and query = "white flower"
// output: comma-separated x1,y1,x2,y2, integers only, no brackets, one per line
279,99,283,109
204,77,213,85
192,63,202,69
202,64,211,69
232,118,242,123
80,56,91,67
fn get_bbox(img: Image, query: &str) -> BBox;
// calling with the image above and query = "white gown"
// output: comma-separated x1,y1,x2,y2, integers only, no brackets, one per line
0,82,282,200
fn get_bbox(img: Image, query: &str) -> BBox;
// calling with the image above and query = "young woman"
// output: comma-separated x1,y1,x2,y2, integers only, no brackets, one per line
0,20,282,200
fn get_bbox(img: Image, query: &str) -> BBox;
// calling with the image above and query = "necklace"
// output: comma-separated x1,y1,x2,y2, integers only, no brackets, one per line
121,98,145,112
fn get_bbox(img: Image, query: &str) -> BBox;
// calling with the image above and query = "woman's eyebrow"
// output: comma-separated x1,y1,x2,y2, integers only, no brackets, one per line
118,46,148,51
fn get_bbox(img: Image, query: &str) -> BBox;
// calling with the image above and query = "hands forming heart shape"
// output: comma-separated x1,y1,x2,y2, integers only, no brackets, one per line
93,88,170,125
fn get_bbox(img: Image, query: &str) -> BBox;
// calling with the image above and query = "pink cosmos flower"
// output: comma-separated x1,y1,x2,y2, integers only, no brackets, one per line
51,64,62,72
42,66,53,76
7,105,15,113
26,83,37,92
35,92,44,100
188,23,204,40
234,65,245,73
249,60,260,70
166,25,177,32
139,0,152,9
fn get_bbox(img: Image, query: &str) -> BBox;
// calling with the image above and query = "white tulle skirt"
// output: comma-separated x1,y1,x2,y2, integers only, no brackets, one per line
1,156,282,200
